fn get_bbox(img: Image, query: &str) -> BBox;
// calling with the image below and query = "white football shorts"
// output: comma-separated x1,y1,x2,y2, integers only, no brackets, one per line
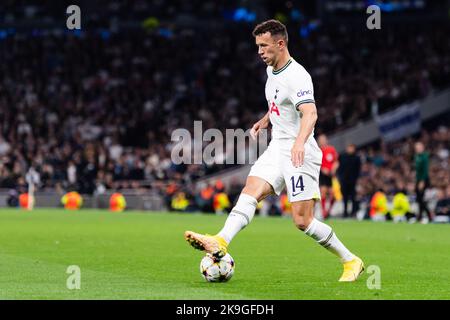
248,138,322,202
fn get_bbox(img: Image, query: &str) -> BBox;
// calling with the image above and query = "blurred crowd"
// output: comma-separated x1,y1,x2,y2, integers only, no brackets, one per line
167,124,450,223
357,126,449,203
354,124,450,223
0,5,449,215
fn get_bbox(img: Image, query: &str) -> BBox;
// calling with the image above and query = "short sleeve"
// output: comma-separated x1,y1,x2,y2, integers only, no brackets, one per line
288,72,315,110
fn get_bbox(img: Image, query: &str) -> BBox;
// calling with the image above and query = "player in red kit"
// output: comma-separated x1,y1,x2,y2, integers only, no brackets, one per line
318,134,339,219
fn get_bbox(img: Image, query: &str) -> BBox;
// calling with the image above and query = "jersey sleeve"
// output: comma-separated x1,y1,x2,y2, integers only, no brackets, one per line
288,71,315,110
333,147,339,161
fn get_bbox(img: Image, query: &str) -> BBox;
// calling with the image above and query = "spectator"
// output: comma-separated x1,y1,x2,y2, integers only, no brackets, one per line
61,191,83,210
369,189,388,221
196,183,215,213
7,189,19,207
164,182,178,211
391,189,415,223
338,143,361,218
433,187,450,223
0,7,448,209
213,191,230,215
279,193,291,216
171,192,189,212
227,178,243,205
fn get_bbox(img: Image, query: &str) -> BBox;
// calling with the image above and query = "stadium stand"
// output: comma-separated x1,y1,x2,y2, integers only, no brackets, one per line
0,1,449,220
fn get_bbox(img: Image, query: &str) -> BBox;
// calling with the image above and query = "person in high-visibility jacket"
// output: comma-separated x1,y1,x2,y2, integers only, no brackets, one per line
391,191,411,222
171,192,189,211
19,193,34,210
369,189,388,221
213,192,230,215
61,191,83,210
280,193,291,215
110,193,126,212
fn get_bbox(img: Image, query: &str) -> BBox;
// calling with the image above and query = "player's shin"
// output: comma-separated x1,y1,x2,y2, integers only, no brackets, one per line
304,218,354,263
217,193,258,244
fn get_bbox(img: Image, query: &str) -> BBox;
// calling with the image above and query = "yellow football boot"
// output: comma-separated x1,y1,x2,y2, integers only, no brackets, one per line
339,256,365,282
184,231,228,258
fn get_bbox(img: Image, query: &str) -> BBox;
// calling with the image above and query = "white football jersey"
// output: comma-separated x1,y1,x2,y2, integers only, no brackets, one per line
265,57,316,141
248,58,322,202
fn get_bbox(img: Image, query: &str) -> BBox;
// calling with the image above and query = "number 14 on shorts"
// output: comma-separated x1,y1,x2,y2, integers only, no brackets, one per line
290,175,305,196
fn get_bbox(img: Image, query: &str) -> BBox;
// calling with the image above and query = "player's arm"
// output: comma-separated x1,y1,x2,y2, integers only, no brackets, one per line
250,111,270,140
331,152,340,176
291,102,317,167
331,161,339,176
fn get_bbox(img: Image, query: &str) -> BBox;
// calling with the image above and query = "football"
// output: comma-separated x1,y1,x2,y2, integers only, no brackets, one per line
200,253,235,282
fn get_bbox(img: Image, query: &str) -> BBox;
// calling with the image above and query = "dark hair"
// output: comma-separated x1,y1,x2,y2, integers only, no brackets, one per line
252,19,288,43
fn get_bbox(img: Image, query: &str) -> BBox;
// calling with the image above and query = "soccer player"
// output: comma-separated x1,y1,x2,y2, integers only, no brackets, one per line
185,20,364,282
318,134,339,219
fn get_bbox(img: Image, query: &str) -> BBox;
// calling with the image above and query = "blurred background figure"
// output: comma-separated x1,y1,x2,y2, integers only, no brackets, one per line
259,195,282,217
337,144,361,218
196,183,215,213
433,186,450,223
165,183,179,212
61,191,83,210
213,181,231,215
279,193,291,216
171,191,189,212
318,134,339,219
0,0,448,216
414,142,432,223
7,189,19,207
109,192,127,212
19,193,34,210
391,187,414,223
369,188,388,221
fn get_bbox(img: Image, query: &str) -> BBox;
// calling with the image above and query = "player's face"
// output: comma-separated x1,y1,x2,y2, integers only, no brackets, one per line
255,32,281,66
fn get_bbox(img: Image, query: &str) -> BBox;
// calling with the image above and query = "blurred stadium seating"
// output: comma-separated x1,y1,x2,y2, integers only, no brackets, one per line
0,1,448,216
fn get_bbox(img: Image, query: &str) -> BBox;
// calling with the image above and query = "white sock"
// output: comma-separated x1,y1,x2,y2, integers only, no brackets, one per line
304,218,354,263
217,193,258,244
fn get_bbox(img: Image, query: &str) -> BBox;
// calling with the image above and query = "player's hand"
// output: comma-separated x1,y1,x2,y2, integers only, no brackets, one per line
250,122,263,140
250,113,270,140
291,141,305,168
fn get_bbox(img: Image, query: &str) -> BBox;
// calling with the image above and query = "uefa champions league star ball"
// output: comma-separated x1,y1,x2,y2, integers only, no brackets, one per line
200,253,235,282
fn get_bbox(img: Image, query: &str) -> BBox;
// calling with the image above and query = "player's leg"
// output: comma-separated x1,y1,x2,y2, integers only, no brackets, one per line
319,182,329,219
185,176,273,257
327,178,336,216
291,198,364,282
415,182,424,221
286,163,364,282
217,176,273,243
422,180,433,221
185,141,283,257
292,199,353,261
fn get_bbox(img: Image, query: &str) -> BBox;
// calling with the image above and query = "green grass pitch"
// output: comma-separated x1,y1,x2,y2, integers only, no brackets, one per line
0,208,449,300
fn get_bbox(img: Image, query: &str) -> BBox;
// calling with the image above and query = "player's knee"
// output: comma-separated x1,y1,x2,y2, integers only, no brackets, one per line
241,186,259,201
292,215,313,231
242,178,272,202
